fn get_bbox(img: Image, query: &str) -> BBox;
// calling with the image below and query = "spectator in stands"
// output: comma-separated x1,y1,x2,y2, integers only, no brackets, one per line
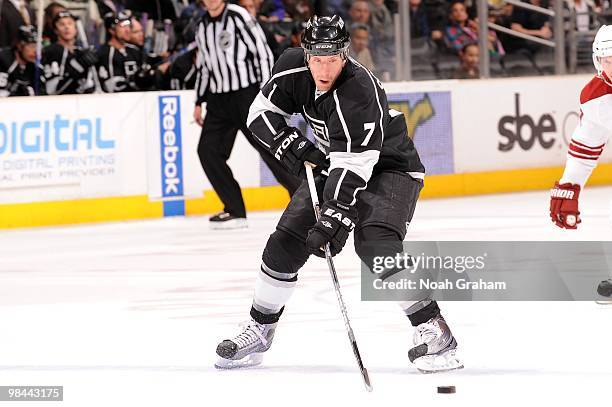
0,0,35,48
452,42,479,78
505,0,552,53
326,0,348,19
410,0,432,39
43,2,68,46
347,0,371,25
175,0,205,47
384,0,398,13
369,0,395,77
409,0,445,42
289,20,306,47
349,23,376,71
287,0,314,21
424,0,449,42
444,1,504,56
592,0,607,13
258,0,288,21
239,0,286,59
565,0,596,32
370,0,394,41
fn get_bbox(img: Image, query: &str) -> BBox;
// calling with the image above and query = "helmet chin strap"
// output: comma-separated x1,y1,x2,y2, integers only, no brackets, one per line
15,46,27,66
593,55,612,87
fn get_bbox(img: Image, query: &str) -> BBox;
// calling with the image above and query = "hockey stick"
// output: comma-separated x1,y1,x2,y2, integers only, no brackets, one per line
76,19,102,93
304,162,373,392
34,0,44,95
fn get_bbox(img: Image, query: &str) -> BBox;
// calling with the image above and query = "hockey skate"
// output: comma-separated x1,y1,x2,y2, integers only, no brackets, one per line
408,316,464,373
215,319,276,369
209,212,248,230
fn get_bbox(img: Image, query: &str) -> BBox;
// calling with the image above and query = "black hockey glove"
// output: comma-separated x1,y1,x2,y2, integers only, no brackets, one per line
9,80,35,96
74,47,98,69
65,50,95,80
306,200,357,258
270,126,328,177
144,53,164,66
134,64,156,90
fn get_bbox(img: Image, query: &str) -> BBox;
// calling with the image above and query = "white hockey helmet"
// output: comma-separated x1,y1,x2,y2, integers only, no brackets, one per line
592,25,612,78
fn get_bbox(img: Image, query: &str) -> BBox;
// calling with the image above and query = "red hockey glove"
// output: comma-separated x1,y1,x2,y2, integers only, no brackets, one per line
549,182,581,229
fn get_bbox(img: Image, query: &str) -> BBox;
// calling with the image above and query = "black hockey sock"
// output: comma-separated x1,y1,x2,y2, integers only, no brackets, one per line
406,300,441,326
250,306,284,325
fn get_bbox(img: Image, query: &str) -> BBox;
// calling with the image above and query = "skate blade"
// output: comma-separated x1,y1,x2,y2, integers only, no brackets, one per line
417,363,464,374
214,352,264,369
413,349,464,374
210,219,248,230
596,300,612,305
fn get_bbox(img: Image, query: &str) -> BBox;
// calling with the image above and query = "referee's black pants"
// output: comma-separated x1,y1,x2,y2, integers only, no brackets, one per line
197,85,301,218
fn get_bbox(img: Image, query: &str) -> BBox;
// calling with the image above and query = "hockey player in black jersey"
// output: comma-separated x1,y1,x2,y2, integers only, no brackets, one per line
97,10,156,92
0,26,44,97
215,15,463,373
42,11,97,95
168,49,197,90
156,48,197,91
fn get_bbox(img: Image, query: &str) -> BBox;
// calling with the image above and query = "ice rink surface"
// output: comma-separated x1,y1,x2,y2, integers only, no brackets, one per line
1,187,611,406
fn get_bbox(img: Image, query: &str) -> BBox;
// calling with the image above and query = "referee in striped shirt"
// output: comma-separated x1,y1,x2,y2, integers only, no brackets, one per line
193,0,300,230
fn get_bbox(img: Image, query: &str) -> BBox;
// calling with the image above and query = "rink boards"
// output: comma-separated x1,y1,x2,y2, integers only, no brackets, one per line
1,74,611,228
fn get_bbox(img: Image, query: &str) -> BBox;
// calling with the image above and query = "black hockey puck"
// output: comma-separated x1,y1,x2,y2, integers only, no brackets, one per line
437,386,456,394
597,279,612,297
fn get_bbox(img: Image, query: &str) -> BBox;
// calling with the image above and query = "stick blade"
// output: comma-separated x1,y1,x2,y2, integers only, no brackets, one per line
362,368,373,392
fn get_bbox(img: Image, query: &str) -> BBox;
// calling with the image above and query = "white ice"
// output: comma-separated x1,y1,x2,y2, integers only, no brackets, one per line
1,187,611,407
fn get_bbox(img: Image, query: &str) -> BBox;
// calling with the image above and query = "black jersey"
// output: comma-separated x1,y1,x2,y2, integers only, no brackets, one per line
42,43,95,95
96,43,143,92
247,47,425,207
0,47,44,97
169,48,197,90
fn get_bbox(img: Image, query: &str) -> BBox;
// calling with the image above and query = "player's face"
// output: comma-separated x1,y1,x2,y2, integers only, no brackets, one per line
130,20,145,47
19,43,37,63
307,54,346,91
55,17,77,42
113,21,132,43
599,55,612,79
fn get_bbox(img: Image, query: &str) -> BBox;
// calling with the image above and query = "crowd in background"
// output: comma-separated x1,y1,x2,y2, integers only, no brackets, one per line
1,0,611,97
